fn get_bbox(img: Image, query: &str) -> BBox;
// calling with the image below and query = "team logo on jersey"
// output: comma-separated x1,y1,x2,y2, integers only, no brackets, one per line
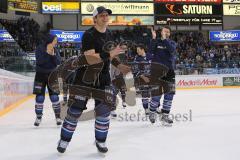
157,46,167,49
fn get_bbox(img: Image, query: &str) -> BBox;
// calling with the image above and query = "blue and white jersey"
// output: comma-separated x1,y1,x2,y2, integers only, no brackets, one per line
150,38,177,70
132,53,152,78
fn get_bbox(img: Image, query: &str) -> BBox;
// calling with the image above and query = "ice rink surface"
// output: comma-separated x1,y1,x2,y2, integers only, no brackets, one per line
0,88,240,160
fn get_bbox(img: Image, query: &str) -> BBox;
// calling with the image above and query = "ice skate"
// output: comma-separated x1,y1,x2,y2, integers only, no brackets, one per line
57,139,69,153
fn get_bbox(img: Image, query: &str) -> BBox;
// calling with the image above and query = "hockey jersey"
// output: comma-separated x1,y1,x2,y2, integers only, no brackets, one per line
150,38,176,70
132,53,152,78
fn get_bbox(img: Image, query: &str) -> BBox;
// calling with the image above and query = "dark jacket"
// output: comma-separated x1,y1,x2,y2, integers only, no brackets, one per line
35,34,61,74
150,38,176,70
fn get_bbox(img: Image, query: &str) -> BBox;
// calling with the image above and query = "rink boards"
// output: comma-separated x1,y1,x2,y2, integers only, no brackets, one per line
0,69,33,114
0,71,240,116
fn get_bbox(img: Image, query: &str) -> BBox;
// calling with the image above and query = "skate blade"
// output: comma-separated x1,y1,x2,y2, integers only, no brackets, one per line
57,151,65,156
33,124,40,128
161,121,173,127
96,149,107,157
110,114,117,119
98,151,107,156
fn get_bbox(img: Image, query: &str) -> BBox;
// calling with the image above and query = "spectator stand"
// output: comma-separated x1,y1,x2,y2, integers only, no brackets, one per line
0,25,35,74
205,30,240,74
0,17,40,52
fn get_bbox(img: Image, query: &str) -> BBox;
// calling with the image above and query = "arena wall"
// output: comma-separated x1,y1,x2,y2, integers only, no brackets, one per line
0,69,239,116
176,74,240,89
0,69,33,115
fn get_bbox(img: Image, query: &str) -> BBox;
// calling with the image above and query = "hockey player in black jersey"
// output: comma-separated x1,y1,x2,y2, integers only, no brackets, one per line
57,6,130,154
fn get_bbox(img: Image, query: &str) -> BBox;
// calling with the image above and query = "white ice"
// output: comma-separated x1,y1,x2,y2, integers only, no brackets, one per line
0,88,240,160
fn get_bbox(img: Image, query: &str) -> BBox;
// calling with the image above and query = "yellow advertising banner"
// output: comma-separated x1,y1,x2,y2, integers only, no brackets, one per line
8,0,38,13
42,2,79,14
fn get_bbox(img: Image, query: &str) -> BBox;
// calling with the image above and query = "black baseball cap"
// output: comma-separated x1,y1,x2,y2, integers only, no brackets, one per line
93,6,112,17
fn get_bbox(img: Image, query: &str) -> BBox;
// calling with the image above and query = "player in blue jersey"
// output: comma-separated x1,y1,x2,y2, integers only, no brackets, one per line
132,44,152,115
149,26,177,125
33,34,62,127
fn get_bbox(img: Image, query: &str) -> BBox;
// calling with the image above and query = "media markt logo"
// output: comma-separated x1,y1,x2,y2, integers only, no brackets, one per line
223,77,234,86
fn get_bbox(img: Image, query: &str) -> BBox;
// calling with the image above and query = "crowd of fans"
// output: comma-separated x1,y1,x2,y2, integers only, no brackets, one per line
0,19,240,74
0,42,28,69
111,26,240,74
172,32,240,74
0,42,26,57
0,17,40,52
